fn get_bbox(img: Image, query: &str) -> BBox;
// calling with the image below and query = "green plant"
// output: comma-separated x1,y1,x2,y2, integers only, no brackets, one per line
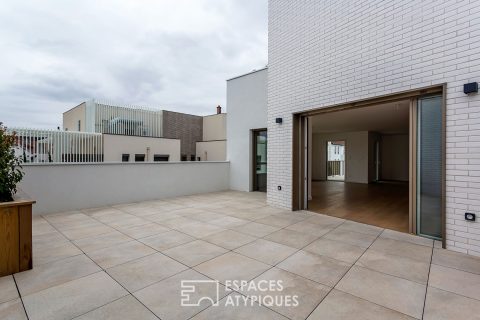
0,123,24,202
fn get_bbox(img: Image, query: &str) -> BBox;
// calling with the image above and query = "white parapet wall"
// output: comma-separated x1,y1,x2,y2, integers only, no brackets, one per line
19,162,230,215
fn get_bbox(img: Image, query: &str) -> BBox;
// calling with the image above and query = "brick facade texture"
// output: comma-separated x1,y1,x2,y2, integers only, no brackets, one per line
268,0,480,255
162,111,203,159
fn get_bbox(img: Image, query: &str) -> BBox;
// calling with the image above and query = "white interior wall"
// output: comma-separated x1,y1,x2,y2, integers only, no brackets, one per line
381,134,409,181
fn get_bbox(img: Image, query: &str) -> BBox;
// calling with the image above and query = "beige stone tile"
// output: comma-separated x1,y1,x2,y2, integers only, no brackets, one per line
192,293,288,320
169,207,208,217
0,299,28,320
0,276,18,304
158,217,196,229
143,211,183,223
336,266,425,319
305,215,344,228
208,216,250,228
324,229,377,249
116,222,170,239
60,224,116,241
432,248,480,275
194,252,271,285
278,251,350,287
73,231,132,253
87,241,156,269
33,241,83,266
234,239,297,265
234,222,280,237
15,254,101,296
75,295,158,320
107,253,188,292
134,269,228,320
106,216,149,229
336,220,384,236
254,214,306,228
175,221,225,238
32,231,69,246
356,249,430,284
264,229,319,249
202,230,256,250
286,220,333,237
189,211,225,223
369,238,432,263
304,238,366,264
163,240,227,267
248,268,330,320
22,272,127,320
429,264,480,300
308,289,414,320
138,230,195,251
32,219,57,236
380,229,433,247
423,286,480,320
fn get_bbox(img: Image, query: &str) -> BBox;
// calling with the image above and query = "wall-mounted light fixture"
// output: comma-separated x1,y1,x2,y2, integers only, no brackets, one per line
275,118,283,124
465,212,476,222
464,82,478,94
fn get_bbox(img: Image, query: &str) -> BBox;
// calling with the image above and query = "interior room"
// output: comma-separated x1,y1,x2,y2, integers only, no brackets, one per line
308,100,410,232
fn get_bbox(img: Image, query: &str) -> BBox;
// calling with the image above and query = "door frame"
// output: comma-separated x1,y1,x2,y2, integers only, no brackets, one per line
252,128,267,192
292,84,446,247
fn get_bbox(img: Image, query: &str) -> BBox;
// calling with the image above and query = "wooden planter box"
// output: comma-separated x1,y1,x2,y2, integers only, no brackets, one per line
0,197,35,277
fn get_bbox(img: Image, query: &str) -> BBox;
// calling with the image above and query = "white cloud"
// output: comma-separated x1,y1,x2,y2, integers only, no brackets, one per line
0,0,267,128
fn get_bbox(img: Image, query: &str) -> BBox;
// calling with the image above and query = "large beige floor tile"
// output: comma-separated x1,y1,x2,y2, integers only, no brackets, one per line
248,268,330,320
87,241,156,269
308,289,414,320
265,229,319,249
234,222,280,237
75,295,157,320
33,241,83,266
202,230,256,250
208,216,249,228
380,229,433,247
106,253,188,292
369,238,432,263
60,224,115,241
0,299,28,320
432,248,480,275
138,230,195,251
159,217,199,229
423,286,480,320
304,238,365,264
336,266,425,319
189,212,224,223
0,276,18,304
22,272,127,320
32,218,57,236
429,264,480,300
15,254,101,296
286,220,333,237
73,231,132,253
191,293,288,320
175,221,225,238
356,249,430,284
254,214,306,228
278,251,350,287
305,215,344,228
234,239,297,265
324,229,377,249
116,222,170,239
163,240,227,267
336,220,383,236
134,269,227,320
32,231,69,246
194,252,271,285
143,211,183,223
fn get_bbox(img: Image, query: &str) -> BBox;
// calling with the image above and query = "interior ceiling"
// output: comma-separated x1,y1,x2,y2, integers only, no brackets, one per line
310,100,410,134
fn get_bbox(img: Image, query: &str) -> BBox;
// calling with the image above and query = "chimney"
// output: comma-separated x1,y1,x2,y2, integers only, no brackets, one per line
216,105,222,114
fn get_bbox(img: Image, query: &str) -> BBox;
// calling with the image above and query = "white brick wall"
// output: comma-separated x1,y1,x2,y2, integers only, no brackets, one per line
267,0,480,254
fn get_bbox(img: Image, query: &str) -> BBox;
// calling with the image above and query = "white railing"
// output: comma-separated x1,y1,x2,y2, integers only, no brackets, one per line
94,101,163,137
8,128,103,164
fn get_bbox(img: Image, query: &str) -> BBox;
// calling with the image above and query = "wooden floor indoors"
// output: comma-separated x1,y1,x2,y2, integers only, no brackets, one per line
308,180,409,233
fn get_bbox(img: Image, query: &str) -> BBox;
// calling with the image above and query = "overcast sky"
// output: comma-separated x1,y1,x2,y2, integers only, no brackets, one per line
0,0,267,129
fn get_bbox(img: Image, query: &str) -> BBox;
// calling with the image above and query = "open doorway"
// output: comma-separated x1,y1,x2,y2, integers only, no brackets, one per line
293,87,445,243
326,140,345,181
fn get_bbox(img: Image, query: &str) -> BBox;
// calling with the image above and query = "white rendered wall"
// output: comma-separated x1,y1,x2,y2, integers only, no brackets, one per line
196,141,226,161
19,162,229,215
268,0,480,254
227,68,268,191
203,114,227,141
103,134,180,162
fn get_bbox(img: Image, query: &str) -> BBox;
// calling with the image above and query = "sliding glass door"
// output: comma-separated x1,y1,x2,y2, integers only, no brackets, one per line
253,130,267,192
416,95,443,239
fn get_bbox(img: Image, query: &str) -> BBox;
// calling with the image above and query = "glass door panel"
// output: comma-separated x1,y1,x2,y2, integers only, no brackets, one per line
254,130,267,192
417,95,442,239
